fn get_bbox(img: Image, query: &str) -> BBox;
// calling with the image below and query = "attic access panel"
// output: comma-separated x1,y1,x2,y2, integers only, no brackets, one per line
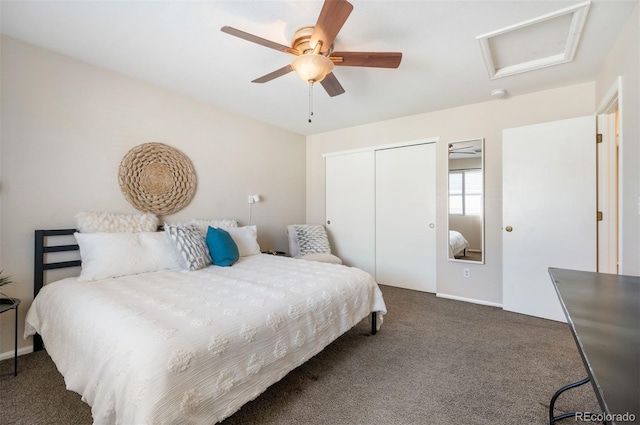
477,1,591,79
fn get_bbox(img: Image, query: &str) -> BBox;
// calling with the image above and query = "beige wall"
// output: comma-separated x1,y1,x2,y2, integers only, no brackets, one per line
595,4,639,276
0,36,306,355
306,82,595,305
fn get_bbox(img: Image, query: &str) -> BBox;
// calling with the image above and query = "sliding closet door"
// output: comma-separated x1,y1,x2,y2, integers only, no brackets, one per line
503,116,596,322
376,143,437,292
325,151,375,276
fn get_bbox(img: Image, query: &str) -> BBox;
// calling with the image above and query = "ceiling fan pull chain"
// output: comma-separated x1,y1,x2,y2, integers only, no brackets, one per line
308,81,314,123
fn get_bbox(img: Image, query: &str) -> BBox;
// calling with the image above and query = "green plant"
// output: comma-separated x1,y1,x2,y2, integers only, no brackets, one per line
0,270,13,298
0,271,12,285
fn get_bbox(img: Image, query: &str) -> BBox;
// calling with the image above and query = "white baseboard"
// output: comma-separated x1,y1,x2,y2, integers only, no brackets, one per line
0,345,33,361
436,292,502,308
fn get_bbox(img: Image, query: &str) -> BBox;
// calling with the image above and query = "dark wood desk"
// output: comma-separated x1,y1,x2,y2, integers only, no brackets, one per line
548,268,639,425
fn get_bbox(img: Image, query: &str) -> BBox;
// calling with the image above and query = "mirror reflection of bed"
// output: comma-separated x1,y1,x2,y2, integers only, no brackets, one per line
449,228,481,261
448,138,484,263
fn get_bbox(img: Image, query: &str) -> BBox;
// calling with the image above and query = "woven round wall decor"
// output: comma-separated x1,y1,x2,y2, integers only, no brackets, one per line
118,142,196,215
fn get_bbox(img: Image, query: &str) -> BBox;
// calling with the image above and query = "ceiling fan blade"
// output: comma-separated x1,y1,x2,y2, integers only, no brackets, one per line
331,52,402,68
449,145,474,151
310,0,354,54
221,26,298,55
320,72,345,97
252,65,294,83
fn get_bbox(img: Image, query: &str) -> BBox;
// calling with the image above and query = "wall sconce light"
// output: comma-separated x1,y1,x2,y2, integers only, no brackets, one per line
248,194,261,224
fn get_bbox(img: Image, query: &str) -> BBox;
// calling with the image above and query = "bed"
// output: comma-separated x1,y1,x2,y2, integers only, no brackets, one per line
448,230,469,258
26,226,386,424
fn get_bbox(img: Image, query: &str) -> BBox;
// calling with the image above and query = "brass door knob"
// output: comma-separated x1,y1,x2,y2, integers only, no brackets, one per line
505,225,513,232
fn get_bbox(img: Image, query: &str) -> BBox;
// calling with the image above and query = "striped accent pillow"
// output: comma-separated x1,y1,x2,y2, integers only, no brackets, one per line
294,224,331,255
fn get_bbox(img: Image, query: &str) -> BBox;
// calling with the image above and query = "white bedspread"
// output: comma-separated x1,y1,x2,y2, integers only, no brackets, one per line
449,230,470,258
25,254,386,424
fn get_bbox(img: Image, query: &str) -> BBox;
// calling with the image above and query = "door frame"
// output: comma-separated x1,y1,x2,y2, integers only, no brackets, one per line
596,76,622,273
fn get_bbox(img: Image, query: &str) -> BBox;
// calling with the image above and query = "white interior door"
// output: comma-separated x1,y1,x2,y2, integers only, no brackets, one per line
376,143,437,292
503,116,596,322
596,112,619,273
325,151,375,276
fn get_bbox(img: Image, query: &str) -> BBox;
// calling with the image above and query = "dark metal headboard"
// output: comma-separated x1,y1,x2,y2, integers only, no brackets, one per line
33,229,81,351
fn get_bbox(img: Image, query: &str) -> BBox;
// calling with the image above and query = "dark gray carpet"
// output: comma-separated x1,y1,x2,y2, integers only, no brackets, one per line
0,285,601,425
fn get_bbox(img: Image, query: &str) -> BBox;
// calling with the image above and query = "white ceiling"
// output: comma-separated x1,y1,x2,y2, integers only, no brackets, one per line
1,0,636,136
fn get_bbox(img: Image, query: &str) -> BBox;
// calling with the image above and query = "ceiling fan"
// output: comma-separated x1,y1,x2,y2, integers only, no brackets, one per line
220,0,402,98
448,144,479,156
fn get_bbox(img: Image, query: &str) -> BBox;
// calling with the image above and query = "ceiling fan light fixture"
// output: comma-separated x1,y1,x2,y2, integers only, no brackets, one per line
291,54,334,83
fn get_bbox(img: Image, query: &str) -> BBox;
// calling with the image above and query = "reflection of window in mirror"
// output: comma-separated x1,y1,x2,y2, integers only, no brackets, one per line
449,170,482,215
448,139,484,263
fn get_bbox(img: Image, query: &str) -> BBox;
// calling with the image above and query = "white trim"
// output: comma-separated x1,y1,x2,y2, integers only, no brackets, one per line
595,76,624,273
0,345,33,362
477,1,591,79
596,76,621,114
322,137,439,158
596,114,618,273
616,80,624,274
436,292,502,308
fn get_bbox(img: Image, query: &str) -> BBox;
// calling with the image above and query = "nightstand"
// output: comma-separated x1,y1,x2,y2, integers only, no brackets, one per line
262,250,288,257
0,298,20,376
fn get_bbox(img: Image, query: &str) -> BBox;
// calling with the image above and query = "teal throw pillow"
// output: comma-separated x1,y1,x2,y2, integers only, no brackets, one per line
206,226,239,267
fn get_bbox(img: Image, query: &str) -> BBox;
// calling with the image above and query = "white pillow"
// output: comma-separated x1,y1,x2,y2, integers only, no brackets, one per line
75,232,181,281
226,226,261,257
75,212,159,233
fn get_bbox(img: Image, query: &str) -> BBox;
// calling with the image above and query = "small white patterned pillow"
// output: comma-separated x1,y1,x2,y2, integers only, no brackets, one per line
164,224,212,271
75,212,159,233
294,224,331,256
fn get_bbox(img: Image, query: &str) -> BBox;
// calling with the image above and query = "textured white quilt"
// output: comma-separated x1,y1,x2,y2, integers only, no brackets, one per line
449,230,470,258
25,254,386,424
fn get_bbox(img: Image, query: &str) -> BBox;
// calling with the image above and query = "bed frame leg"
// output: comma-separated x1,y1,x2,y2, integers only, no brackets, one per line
371,312,377,335
34,334,44,352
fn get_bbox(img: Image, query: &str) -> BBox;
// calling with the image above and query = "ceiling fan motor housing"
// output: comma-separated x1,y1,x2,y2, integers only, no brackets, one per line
292,26,333,55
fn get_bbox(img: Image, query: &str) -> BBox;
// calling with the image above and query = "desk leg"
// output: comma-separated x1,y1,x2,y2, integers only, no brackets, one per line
549,377,590,424
13,306,18,376
13,304,19,376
